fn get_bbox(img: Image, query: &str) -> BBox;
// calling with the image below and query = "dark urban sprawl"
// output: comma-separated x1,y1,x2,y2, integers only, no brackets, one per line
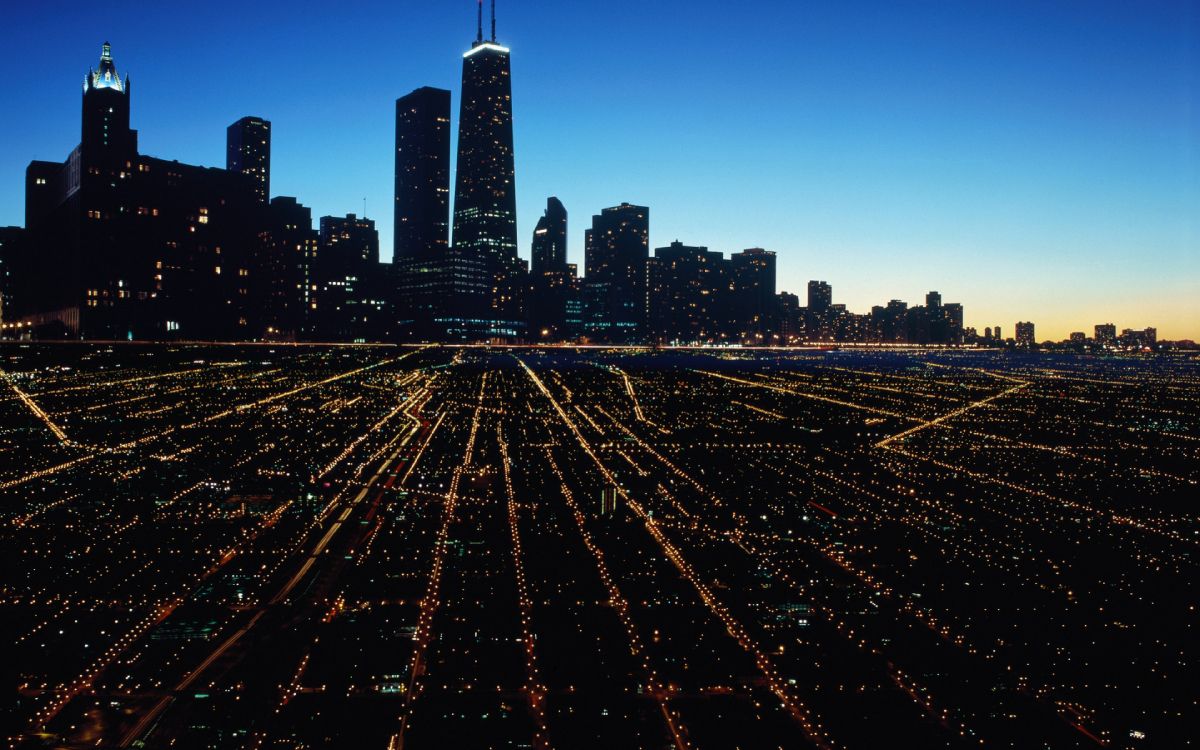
1,343,1196,749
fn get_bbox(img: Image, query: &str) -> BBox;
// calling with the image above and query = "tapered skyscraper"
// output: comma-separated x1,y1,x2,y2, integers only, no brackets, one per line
452,0,517,268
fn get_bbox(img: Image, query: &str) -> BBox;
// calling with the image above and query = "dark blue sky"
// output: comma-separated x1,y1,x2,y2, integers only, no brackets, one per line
4,1,1198,338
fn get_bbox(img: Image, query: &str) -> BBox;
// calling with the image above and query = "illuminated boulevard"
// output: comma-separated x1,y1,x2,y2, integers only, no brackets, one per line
1,344,1196,749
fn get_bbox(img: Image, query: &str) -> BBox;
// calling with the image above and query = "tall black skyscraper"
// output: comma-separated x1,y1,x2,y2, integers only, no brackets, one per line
317,214,384,341
729,248,777,340
81,42,136,159
531,197,567,275
529,197,575,339
227,116,271,204
648,241,727,343
453,0,519,323
808,280,833,313
584,203,649,341
394,87,450,262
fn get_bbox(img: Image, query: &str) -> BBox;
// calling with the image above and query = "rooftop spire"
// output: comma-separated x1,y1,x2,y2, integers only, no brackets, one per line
491,0,496,41
86,41,124,93
476,0,483,43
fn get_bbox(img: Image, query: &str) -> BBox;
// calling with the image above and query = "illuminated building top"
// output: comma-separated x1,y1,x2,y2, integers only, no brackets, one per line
84,41,126,93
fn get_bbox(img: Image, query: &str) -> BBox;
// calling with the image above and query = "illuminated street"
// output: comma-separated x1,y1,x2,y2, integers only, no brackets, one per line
1,344,1197,749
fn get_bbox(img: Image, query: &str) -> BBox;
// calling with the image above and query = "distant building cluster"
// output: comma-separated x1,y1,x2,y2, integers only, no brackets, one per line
0,35,1172,348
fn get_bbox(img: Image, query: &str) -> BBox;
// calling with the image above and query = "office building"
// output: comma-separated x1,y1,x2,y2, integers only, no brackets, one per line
258,197,319,339
808,280,832,312
1016,321,1036,347
729,248,777,342
584,203,649,342
649,241,727,343
451,3,522,334
394,87,451,262
316,214,383,341
529,197,576,339
226,116,271,204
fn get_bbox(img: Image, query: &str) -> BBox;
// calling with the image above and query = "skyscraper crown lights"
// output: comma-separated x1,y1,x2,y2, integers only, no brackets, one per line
85,41,125,93
464,42,510,58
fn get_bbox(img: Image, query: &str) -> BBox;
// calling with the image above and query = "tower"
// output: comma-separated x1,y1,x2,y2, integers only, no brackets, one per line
584,203,649,341
807,281,832,312
227,116,272,204
531,197,567,275
529,197,574,339
452,1,518,292
394,87,451,262
81,42,136,160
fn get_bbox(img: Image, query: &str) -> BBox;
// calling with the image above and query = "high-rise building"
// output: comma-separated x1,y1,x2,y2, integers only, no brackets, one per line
0,228,25,333
1095,323,1117,346
258,197,319,340
875,299,909,342
808,281,832,313
584,203,649,341
81,42,137,159
452,1,520,331
648,241,727,343
943,302,964,344
1120,327,1157,348
529,197,575,339
776,292,802,342
226,116,271,204
316,214,384,341
729,248,777,342
1016,321,1036,347
394,87,450,262
531,197,567,275
805,281,835,341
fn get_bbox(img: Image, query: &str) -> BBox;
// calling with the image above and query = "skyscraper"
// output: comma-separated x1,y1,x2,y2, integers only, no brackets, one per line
648,241,727,343
394,87,450,262
81,42,136,159
452,1,518,316
1016,321,1036,347
316,214,384,341
529,197,575,339
808,281,832,313
806,281,834,340
226,116,271,204
531,197,567,275
260,197,319,340
729,248,777,341
584,203,649,341
1095,323,1117,346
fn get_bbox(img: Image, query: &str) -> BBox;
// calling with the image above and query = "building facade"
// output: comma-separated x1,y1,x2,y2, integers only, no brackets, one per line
584,203,649,342
394,87,451,262
226,116,271,204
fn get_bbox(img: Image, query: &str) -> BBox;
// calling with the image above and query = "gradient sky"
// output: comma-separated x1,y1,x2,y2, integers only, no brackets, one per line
3,1,1198,340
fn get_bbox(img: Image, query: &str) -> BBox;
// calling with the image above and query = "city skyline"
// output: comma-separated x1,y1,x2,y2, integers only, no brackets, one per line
2,1,1197,340
2,6,1198,745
